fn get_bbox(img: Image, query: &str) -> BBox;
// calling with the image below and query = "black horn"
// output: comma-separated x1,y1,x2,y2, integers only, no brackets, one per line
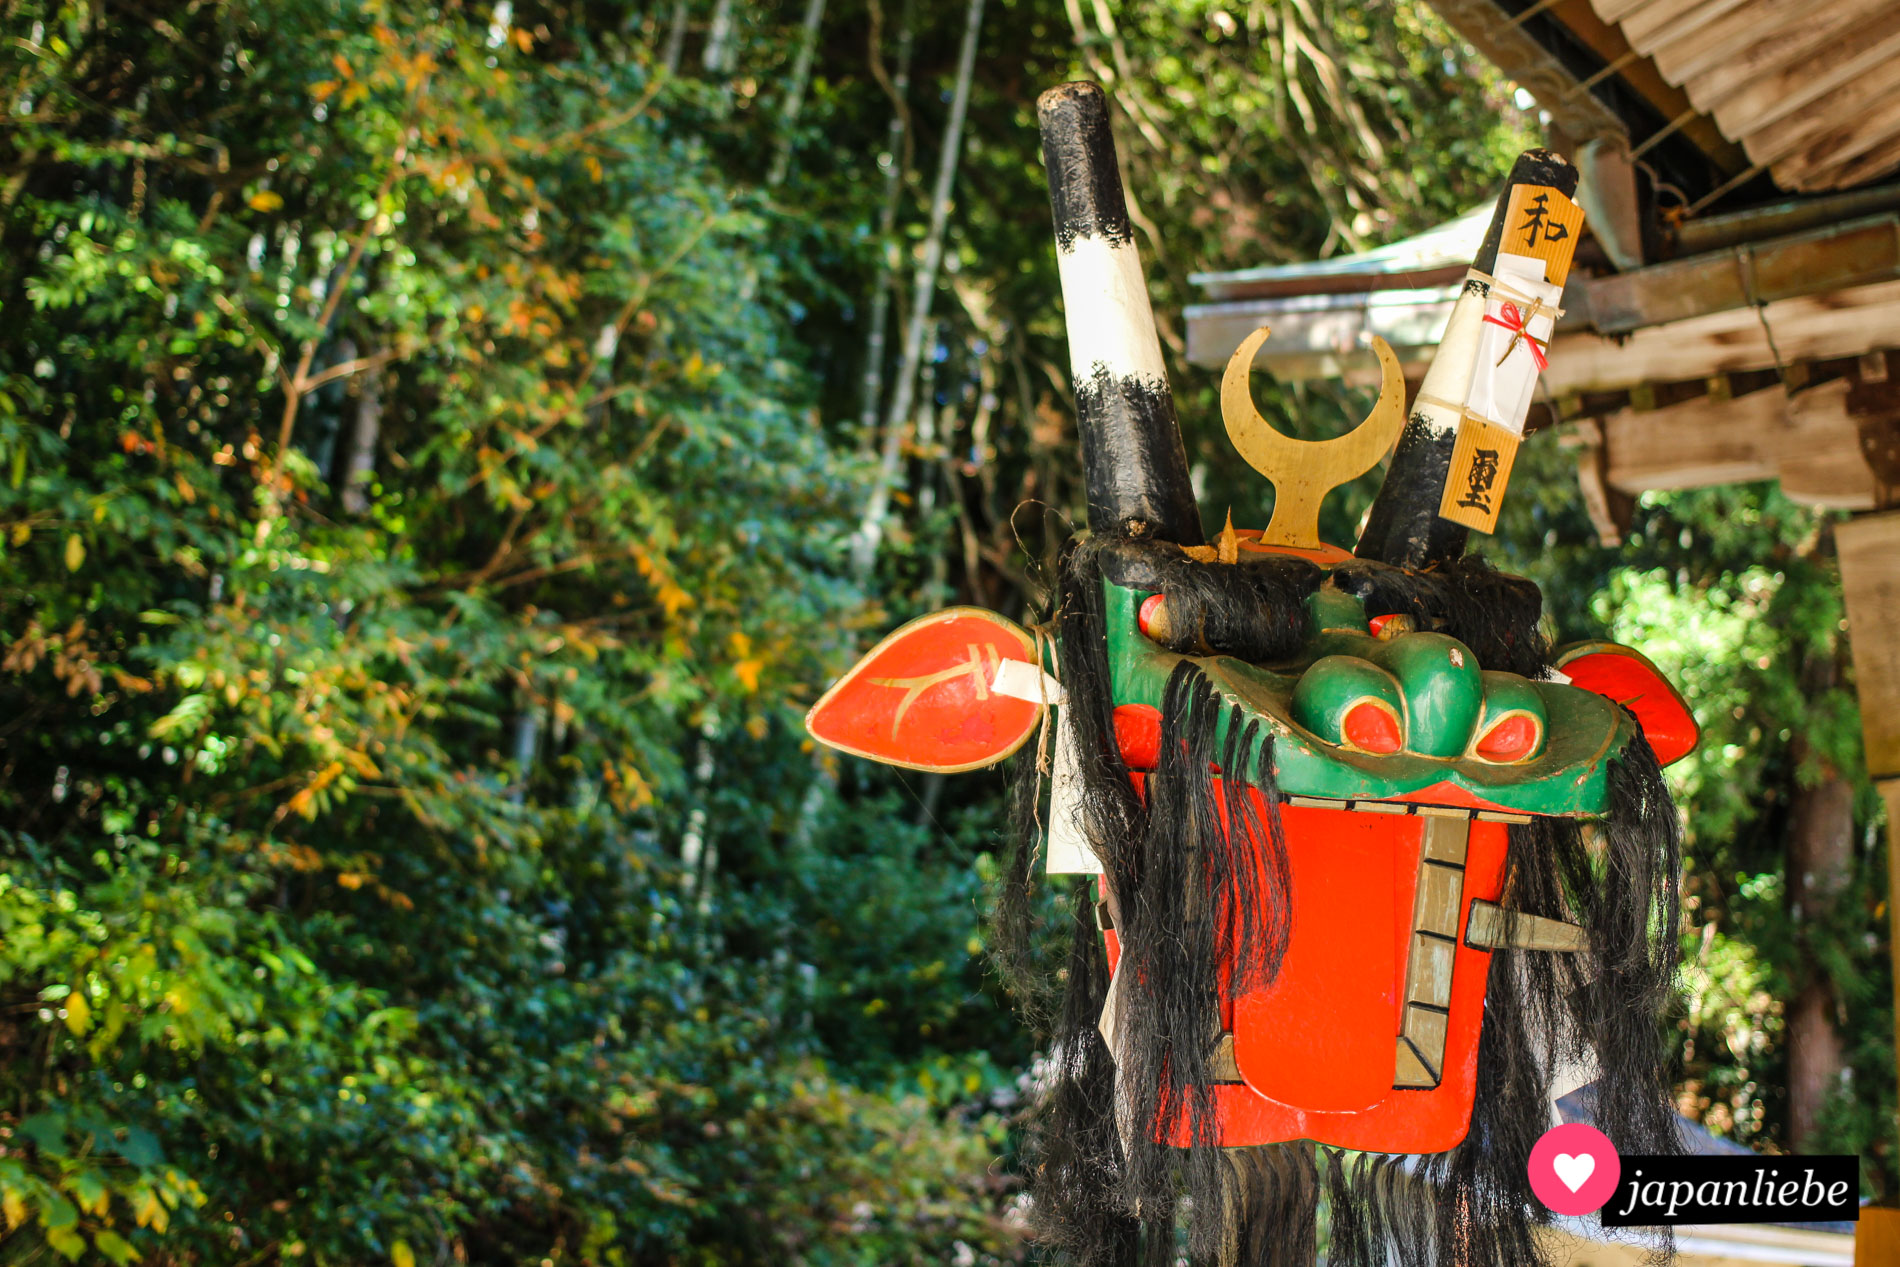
1038,82,1204,546
1354,149,1579,569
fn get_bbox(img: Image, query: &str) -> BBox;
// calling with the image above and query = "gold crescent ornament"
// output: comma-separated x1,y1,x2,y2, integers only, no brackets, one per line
1221,327,1407,551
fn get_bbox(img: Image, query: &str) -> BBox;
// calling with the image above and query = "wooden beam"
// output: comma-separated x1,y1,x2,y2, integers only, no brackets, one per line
1420,0,1630,144
1600,377,1878,507
1860,1200,1900,1267
1541,0,1749,171
1563,417,1635,544
1585,213,1900,334
1838,511,1900,778
1839,519,1900,1211
1544,278,1900,393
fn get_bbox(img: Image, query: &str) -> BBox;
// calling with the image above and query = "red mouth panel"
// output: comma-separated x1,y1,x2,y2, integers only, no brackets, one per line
1105,792,1509,1154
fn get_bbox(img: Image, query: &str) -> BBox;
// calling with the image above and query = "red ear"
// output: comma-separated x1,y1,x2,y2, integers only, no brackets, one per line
1553,641,1698,767
805,608,1048,773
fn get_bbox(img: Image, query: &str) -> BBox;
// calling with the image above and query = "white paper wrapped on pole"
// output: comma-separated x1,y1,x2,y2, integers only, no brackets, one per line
1044,706,1103,874
1462,252,1563,437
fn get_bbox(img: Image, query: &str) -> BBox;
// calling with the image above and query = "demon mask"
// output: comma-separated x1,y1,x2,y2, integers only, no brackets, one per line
808,82,1693,1267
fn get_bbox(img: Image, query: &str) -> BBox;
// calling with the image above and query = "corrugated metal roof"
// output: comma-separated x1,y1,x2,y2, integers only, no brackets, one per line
1187,205,1489,301
1590,0,1900,192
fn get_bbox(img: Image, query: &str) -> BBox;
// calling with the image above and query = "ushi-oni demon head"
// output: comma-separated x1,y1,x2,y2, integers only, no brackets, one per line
807,81,1693,1267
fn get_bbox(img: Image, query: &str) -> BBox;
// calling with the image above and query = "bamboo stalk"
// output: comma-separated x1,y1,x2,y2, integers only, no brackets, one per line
849,0,986,579
767,0,829,186
855,0,916,447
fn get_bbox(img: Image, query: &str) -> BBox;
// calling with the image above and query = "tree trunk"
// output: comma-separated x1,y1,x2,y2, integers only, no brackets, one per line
848,0,985,579
340,361,382,514
701,0,735,74
662,0,689,74
855,0,917,447
1787,748,1854,1149
767,0,829,186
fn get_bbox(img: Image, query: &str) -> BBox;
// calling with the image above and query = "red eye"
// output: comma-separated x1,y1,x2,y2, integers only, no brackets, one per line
1342,699,1403,754
1113,704,1164,769
1368,613,1415,640
1475,712,1541,763
1138,594,1168,640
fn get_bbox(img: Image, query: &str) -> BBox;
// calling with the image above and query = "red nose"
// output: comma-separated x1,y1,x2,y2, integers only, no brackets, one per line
1113,704,1164,769
1342,700,1403,754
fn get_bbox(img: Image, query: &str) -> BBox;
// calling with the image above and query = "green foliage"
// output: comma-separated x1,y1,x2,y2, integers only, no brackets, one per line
0,1,1023,1261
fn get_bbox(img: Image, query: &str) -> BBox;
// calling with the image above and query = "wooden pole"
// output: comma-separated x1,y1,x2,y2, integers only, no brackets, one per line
1835,509,1900,1262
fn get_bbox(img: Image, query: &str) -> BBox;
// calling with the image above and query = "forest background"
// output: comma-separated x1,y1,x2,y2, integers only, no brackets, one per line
0,0,1891,1262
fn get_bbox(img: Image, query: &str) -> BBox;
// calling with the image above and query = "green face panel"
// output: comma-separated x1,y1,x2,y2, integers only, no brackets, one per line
1100,577,1635,816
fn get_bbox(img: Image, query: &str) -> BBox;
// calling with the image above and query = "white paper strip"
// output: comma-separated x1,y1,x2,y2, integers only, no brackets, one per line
990,658,1066,706
1464,252,1562,437
1045,707,1103,874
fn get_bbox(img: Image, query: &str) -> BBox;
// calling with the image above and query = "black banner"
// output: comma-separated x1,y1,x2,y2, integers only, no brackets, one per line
1600,1155,1859,1226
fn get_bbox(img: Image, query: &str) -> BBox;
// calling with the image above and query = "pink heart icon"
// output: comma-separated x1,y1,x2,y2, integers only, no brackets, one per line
1530,1124,1620,1215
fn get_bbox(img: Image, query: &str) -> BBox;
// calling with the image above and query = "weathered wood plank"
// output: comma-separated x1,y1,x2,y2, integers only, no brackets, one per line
1585,214,1900,334
1600,377,1877,507
1686,0,1890,108
1589,0,1667,26
1823,135,1900,196
1704,3,1900,143
1649,0,1815,88
1771,85,1900,189
1543,279,1900,394
1619,0,1748,53
1838,512,1900,779
1741,67,1900,170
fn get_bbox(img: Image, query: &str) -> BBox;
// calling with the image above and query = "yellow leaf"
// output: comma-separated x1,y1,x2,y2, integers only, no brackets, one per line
656,583,692,617
63,988,90,1036
11,521,30,545
337,872,368,890
733,658,763,693
313,79,339,102
745,716,768,740
332,52,354,78
391,1241,415,1267
511,27,533,51
2,1187,25,1229
64,534,84,572
248,191,284,213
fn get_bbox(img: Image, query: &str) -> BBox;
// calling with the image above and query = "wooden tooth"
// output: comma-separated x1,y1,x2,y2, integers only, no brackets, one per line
1464,900,1589,953
1210,1033,1243,1082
